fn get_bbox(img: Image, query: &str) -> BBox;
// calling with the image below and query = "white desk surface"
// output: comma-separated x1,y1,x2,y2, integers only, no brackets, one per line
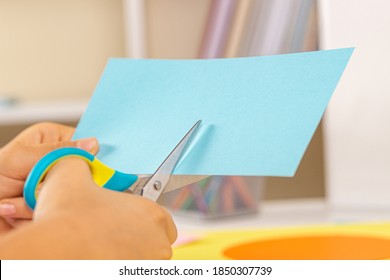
0,99,87,125
171,198,390,232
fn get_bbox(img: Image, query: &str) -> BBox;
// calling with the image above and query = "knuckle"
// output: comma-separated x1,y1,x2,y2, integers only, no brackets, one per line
149,206,167,225
159,245,173,260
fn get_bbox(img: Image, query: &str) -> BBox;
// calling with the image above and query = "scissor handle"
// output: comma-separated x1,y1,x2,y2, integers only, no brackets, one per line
23,147,138,210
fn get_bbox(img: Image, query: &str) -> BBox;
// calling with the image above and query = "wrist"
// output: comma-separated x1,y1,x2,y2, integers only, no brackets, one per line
0,212,96,259
36,212,98,259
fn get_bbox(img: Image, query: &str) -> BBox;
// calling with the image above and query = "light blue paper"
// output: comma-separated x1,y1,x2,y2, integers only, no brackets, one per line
74,48,353,176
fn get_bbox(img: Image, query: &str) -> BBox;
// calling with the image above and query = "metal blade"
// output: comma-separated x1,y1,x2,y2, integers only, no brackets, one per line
141,120,202,201
162,175,209,193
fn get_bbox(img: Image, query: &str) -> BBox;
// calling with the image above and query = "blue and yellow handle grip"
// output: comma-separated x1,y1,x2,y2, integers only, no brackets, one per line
23,147,138,210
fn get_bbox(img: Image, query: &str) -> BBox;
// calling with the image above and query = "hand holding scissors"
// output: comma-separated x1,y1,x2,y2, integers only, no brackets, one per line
23,120,202,210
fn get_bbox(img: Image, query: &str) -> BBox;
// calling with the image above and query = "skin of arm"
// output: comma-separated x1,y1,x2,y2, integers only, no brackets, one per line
0,157,177,259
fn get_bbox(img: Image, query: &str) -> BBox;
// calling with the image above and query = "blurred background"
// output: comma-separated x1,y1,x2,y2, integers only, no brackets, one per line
1,0,389,213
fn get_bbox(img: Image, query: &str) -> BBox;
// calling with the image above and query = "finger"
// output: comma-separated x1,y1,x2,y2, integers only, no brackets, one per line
0,175,23,199
38,122,75,143
2,217,16,228
5,218,31,228
162,208,178,244
13,122,75,145
24,137,98,173
2,137,99,181
2,217,31,229
140,197,178,245
43,157,94,190
0,217,13,233
34,157,94,219
0,197,33,219
37,137,99,158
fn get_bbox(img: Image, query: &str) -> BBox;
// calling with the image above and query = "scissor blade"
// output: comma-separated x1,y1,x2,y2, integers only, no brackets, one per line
162,175,209,193
141,120,202,201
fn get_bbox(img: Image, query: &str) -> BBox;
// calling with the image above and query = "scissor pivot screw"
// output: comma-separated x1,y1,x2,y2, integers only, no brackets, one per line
153,181,162,191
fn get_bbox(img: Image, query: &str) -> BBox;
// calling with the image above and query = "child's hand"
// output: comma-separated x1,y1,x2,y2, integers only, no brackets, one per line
31,157,177,259
0,122,98,229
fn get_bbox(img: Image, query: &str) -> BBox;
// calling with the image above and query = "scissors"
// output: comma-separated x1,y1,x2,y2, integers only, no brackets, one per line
23,120,202,210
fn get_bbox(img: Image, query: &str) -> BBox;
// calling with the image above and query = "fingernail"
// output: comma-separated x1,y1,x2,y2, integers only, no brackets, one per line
76,138,98,152
0,203,16,216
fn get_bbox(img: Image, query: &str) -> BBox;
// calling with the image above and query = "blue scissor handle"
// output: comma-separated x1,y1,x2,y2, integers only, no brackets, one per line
23,147,138,210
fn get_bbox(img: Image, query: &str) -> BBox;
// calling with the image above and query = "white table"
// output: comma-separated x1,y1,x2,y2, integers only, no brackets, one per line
172,198,390,231
0,99,87,125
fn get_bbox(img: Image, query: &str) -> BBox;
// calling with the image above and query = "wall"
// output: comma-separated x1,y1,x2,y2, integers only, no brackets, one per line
0,0,125,101
147,0,210,58
319,0,390,208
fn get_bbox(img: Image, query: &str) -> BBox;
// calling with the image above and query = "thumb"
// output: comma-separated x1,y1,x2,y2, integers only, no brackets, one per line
34,157,95,220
